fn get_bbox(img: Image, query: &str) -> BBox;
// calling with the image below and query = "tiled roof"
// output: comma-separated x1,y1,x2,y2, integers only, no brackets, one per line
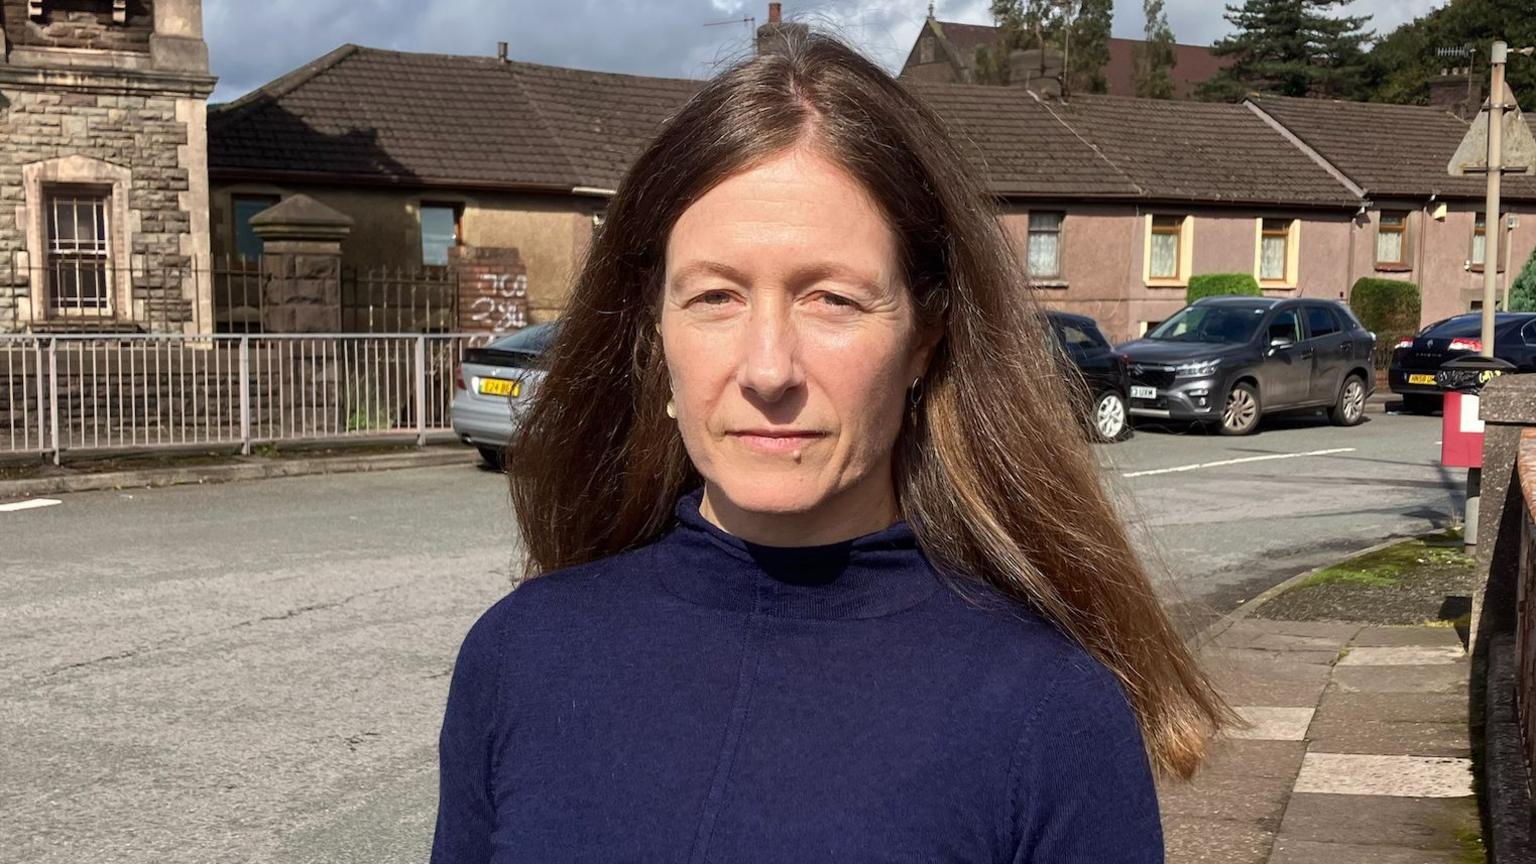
1047,94,1358,205
209,45,699,191
1249,95,1536,202
910,83,1141,198
932,21,1003,65
211,44,1418,209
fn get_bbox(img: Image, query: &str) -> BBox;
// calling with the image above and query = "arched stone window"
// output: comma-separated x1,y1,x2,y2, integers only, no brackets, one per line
20,155,135,322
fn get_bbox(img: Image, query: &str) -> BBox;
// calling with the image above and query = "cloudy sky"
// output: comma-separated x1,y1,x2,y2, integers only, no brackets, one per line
206,0,1448,103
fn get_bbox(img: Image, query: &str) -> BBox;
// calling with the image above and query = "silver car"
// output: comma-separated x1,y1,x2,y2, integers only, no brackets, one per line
451,323,556,467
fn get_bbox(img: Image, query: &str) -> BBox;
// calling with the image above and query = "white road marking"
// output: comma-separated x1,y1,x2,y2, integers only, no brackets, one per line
0,498,61,513
1121,448,1357,479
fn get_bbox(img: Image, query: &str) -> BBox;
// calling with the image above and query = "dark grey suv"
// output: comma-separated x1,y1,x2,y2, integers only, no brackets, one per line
1117,296,1376,435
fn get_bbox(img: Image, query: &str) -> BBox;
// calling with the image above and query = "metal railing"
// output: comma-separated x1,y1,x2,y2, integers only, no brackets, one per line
2,259,461,335
0,333,492,462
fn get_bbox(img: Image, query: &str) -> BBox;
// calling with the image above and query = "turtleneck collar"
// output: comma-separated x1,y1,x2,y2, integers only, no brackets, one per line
655,487,940,620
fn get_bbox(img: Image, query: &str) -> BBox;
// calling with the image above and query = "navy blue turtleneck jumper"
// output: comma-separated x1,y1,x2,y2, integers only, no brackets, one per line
432,490,1162,863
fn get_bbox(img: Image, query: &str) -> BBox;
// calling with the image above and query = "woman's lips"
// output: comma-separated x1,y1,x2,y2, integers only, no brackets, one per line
728,430,825,455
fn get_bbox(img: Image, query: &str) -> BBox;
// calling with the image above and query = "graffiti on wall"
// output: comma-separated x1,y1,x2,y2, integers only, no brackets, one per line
468,273,528,333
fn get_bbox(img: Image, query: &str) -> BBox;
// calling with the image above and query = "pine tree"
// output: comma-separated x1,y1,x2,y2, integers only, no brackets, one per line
975,0,1113,93
1367,0,1536,106
1197,0,1373,101
1509,247,1536,313
1133,0,1178,99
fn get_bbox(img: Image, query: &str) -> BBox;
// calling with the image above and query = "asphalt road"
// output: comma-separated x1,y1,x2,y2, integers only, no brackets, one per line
0,404,1457,863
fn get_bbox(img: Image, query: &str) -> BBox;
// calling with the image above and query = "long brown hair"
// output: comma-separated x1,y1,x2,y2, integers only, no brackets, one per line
507,32,1232,778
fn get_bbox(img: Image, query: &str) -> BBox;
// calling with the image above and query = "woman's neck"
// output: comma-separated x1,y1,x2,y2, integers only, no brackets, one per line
698,477,901,547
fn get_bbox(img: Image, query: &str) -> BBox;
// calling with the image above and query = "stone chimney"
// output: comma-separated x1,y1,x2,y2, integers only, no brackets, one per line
1428,68,1482,121
756,3,808,55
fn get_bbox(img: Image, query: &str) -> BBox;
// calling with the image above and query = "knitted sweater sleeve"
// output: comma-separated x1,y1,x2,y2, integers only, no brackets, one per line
1006,653,1165,864
430,597,510,864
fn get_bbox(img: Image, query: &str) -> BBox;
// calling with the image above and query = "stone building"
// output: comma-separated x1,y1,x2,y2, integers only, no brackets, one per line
0,0,214,333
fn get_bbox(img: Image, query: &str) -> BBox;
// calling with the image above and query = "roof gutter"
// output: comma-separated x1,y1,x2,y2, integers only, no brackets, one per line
208,167,588,196
570,186,617,198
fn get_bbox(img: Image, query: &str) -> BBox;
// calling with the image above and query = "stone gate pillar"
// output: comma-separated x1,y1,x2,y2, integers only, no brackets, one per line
249,195,352,333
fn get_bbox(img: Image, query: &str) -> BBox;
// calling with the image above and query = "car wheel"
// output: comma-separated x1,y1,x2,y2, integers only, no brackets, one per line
1402,394,1441,415
1219,382,1261,436
1329,374,1367,426
1091,390,1133,442
477,446,505,470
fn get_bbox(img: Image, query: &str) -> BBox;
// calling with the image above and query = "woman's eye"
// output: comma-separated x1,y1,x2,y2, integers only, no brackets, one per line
818,292,856,309
694,290,734,306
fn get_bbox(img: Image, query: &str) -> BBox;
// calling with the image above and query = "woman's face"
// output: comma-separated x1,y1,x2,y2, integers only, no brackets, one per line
660,147,935,544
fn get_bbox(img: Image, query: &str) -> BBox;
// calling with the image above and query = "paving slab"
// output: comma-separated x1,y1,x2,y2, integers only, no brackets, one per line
1162,814,1273,864
1216,646,1343,666
1305,720,1470,758
1314,690,1469,725
1219,620,1363,641
1277,793,1479,850
1201,653,1332,707
1292,754,1474,798
1337,646,1467,666
1331,664,1469,696
1268,838,1466,863
1226,706,1314,741
1158,764,1293,828
1192,739,1308,783
1352,626,1467,649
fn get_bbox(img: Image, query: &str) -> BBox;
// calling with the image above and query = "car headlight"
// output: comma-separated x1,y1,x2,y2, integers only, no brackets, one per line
1175,359,1221,378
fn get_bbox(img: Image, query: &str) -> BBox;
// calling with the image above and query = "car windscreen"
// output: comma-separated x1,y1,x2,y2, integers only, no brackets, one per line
1146,305,1264,344
488,322,558,353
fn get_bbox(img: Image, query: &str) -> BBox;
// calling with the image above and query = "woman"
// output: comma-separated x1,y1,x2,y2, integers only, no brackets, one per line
433,32,1230,863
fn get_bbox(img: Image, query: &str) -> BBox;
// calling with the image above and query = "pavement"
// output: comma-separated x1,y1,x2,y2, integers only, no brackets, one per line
1163,618,1479,863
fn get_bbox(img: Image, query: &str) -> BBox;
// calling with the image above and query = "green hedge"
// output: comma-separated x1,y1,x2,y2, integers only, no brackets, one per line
1349,278,1421,368
1510,247,1536,313
1186,273,1261,303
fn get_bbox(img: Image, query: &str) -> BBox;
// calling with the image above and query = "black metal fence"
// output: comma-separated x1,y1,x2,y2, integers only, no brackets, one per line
2,257,461,335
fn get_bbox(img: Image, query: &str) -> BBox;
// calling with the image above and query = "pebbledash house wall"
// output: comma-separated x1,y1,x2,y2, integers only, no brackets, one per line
209,181,603,324
0,0,214,333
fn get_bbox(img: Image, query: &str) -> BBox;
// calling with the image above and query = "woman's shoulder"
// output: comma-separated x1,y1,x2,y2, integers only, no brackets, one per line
454,544,662,661
922,575,1131,709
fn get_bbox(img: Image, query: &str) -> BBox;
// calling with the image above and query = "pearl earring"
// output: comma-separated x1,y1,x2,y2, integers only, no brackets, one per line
665,399,677,419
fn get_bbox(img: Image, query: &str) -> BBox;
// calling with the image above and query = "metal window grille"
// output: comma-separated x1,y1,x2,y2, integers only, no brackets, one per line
46,189,112,315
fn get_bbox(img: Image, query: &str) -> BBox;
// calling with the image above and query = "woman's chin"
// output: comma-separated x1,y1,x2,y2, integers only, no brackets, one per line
706,477,828,519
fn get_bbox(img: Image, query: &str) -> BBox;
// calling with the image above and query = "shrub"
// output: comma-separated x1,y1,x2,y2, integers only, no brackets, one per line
1509,247,1536,313
1349,278,1421,368
1186,273,1261,303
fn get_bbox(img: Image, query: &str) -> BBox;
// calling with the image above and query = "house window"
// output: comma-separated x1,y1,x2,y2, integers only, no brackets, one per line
919,36,935,64
1026,211,1064,279
1376,211,1407,266
1259,218,1294,282
1472,212,1487,266
421,203,462,267
232,195,279,262
1149,215,1186,280
45,186,111,314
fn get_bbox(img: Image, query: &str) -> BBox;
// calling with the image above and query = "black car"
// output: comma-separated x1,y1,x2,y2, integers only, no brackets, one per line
1389,312,1536,414
1117,296,1376,436
1045,311,1132,442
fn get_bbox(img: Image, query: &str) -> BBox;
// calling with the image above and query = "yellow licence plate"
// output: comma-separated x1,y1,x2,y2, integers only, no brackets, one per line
1407,374,1436,386
478,377,521,398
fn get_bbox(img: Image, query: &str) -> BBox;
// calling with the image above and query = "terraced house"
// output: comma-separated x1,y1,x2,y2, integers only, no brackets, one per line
0,0,214,334
207,33,1536,342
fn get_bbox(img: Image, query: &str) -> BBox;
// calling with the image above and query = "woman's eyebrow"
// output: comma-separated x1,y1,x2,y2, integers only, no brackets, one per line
668,260,749,288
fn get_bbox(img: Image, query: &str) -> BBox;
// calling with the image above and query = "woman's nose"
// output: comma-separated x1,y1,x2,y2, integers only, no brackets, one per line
736,305,802,402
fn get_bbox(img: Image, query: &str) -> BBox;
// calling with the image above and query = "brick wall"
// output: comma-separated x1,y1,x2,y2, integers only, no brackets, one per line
2,0,155,53
0,87,194,325
451,245,529,334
